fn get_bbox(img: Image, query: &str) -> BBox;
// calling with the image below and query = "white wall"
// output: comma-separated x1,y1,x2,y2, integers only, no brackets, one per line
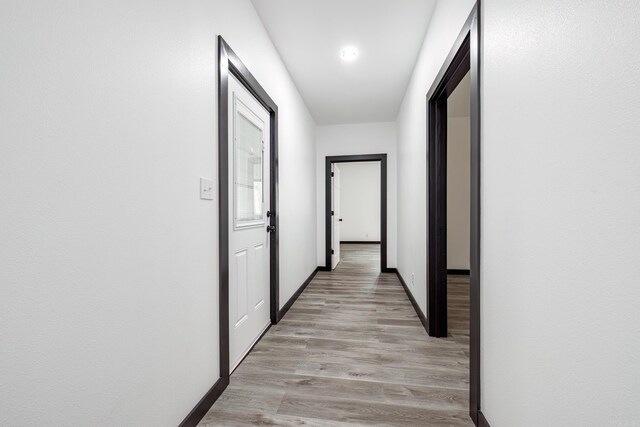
447,114,470,270
396,0,476,315
0,1,316,425
339,162,381,242
481,1,640,425
316,122,397,267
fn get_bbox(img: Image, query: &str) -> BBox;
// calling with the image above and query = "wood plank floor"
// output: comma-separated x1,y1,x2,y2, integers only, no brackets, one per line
199,243,471,426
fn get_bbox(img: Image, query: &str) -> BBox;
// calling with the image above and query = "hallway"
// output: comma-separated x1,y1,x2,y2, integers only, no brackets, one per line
199,244,472,426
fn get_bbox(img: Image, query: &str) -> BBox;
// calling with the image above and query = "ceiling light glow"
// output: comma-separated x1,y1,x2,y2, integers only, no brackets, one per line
340,47,358,61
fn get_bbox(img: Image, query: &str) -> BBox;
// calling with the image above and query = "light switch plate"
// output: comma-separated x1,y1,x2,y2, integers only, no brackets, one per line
200,177,214,200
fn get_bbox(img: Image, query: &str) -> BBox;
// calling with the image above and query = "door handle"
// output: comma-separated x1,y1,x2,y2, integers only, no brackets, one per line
339,218,343,222
266,225,276,233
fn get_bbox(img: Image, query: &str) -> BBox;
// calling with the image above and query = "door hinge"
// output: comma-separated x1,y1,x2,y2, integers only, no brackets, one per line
331,210,334,216
331,249,334,254
331,172,334,177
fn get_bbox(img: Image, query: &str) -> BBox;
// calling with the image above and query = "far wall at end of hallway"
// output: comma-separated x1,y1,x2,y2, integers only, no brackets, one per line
315,121,398,268
338,162,381,242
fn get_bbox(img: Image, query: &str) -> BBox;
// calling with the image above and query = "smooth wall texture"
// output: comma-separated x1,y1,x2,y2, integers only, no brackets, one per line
0,1,316,425
396,0,476,315
339,162,381,242
447,115,470,270
316,122,397,267
481,1,640,425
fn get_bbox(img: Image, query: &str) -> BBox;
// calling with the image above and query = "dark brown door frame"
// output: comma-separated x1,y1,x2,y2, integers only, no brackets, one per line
426,19,471,338
218,36,280,382
323,154,389,273
220,35,280,392
180,36,281,427
425,4,483,425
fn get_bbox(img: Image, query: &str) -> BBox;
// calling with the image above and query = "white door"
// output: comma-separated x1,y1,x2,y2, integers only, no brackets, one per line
228,74,271,373
331,164,341,270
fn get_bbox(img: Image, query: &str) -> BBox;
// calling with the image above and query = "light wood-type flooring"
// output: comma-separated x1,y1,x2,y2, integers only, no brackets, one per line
199,243,472,426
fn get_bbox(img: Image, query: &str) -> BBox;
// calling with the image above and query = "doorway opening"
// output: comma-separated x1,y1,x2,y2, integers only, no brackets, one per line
426,5,483,424
446,71,471,342
332,161,382,270
324,154,389,273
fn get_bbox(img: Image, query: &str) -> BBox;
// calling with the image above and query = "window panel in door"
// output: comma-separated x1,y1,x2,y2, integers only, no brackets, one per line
234,99,264,229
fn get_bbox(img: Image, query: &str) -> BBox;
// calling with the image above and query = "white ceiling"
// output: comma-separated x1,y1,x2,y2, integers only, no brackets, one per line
251,0,438,125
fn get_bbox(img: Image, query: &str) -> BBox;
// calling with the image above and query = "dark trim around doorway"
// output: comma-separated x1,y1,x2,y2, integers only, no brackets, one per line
323,154,389,273
426,13,471,338
218,34,280,377
179,36,280,427
425,4,483,425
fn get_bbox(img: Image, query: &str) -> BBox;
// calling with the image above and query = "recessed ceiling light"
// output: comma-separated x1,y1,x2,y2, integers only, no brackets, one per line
340,46,358,61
